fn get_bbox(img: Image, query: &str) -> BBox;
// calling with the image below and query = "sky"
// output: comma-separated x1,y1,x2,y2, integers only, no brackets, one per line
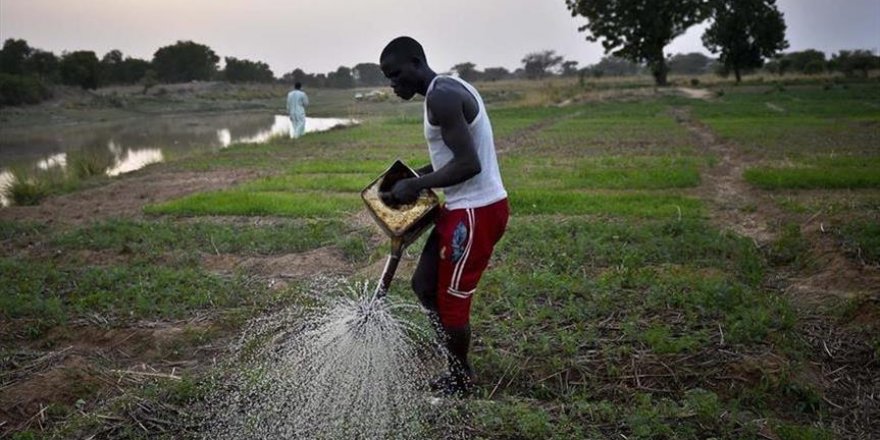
1,0,878,75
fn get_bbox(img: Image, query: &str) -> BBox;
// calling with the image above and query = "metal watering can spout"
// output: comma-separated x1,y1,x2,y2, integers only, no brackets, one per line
361,160,440,299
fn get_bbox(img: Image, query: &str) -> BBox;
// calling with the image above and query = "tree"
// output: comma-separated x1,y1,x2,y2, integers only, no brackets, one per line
0,39,33,75
152,41,219,83
782,49,825,74
326,66,354,88
521,50,563,79
352,63,385,87
561,60,580,77
829,50,879,78
667,52,714,75
60,51,101,89
100,49,126,84
566,0,709,86
140,69,158,95
590,56,642,76
223,57,274,83
702,0,788,83
26,50,59,81
483,67,511,82
451,62,480,82
121,58,152,84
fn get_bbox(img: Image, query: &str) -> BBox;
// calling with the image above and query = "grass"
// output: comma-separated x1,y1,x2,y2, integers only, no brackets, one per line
52,218,356,256
503,155,702,190
509,190,703,218
0,220,46,241
690,84,880,158
528,100,696,155
1,155,114,206
839,220,880,265
745,156,880,189
6,79,880,439
4,167,53,205
145,190,360,217
0,257,260,326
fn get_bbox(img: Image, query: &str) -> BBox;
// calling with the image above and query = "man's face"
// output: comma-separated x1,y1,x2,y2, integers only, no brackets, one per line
381,54,419,100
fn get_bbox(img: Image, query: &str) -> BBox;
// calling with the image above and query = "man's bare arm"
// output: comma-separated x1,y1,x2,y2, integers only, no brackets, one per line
389,83,481,203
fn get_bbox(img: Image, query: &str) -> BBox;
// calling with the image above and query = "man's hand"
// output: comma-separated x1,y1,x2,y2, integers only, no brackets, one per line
390,178,421,205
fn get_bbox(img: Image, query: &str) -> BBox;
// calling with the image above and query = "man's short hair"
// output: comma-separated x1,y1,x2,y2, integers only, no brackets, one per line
294,82,302,90
380,36,427,64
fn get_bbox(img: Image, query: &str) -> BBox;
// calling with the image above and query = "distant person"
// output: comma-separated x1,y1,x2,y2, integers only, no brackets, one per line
286,82,309,138
379,36,509,397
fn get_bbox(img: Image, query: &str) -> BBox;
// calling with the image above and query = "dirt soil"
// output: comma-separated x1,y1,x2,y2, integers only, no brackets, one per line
0,319,221,433
0,168,263,226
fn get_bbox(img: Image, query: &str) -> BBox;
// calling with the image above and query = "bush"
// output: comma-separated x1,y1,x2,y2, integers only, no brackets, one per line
0,73,52,107
5,168,50,206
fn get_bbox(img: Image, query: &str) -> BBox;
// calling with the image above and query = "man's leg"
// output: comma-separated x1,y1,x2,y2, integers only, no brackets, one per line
294,114,306,137
435,200,509,395
412,229,439,313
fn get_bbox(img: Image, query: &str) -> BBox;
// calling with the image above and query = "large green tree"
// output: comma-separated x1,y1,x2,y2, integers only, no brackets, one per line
352,63,385,87
667,52,715,75
223,57,274,83
702,0,788,83
451,62,480,82
326,66,354,88
0,39,33,75
521,50,563,79
59,51,101,89
565,0,709,86
152,40,219,83
829,50,879,78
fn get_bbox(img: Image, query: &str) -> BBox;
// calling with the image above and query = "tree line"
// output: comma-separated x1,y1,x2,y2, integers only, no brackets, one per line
563,0,878,85
1,32,877,107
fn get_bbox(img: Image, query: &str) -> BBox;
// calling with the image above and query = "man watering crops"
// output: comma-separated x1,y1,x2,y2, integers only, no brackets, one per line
379,36,509,396
286,82,309,138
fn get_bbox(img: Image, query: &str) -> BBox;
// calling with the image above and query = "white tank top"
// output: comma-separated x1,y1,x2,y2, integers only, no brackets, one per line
424,76,507,210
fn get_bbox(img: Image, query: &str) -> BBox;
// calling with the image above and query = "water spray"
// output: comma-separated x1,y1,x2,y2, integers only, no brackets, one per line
198,162,460,439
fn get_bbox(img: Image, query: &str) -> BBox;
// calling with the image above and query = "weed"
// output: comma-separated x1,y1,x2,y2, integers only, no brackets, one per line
767,223,811,267
839,220,880,264
5,167,50,205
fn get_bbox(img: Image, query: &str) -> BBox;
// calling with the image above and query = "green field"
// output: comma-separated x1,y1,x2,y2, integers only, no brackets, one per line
1,79,879,439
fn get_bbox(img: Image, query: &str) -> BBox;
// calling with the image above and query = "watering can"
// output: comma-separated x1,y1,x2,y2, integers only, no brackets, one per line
361,160,440,298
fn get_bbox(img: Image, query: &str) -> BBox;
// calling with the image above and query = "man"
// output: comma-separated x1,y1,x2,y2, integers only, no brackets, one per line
286,82,309,138
380,36,509,396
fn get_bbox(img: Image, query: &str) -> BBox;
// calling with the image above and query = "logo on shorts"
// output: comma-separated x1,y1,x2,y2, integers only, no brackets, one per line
451,221,467,262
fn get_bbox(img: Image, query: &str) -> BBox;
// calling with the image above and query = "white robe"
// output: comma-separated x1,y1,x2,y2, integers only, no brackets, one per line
286,90,309,138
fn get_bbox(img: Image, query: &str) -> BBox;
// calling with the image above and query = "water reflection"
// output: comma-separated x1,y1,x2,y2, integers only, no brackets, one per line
0,170,12,207
0,114,358,206
216,115,354,147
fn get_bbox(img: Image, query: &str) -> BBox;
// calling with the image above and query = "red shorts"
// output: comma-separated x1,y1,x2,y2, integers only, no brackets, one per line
436,198,509,327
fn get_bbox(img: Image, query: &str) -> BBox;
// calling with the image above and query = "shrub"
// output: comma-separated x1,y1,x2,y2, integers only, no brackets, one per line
0,73,52,107
5,168,50,206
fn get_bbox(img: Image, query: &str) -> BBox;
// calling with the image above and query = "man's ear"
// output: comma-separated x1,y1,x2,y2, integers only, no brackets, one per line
411,57,422,68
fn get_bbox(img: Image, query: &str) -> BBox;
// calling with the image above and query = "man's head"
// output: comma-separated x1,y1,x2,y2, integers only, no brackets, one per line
294,82,302,90
380,36,430,100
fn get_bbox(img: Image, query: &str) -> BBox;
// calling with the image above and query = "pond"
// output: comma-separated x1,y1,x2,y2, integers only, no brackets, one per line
0,113,357,206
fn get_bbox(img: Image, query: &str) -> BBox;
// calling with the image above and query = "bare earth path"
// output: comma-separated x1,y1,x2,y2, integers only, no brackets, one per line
0,168,264,226
673,105,880,438
671,107,780,244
